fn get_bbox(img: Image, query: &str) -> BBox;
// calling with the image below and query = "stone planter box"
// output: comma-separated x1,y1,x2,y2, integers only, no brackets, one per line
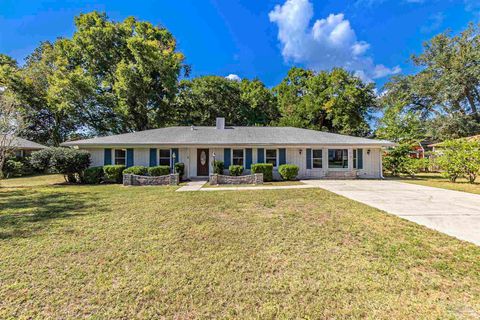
123,173,179,186
209,173,263,185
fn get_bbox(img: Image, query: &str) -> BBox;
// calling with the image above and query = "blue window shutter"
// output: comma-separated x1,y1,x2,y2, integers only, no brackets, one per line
279,148,286,165
172,148,180,162
171,148,179,167
257,148,264,163
358,149,363,169
104,149,112,165
224,148,231,167
126,149,134,167
306,148,312,169
245,148,252,169
149,148,157,166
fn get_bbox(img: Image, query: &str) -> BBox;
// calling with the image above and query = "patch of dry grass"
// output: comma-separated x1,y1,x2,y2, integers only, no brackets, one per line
0,175,479,318
393,173,480,195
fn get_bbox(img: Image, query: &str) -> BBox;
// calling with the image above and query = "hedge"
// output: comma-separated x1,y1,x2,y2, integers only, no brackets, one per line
278,164,299,181
103,165,125,183
123,166,148,175
251,163,273,182
30,147,91,183
174,162,185,180
148,165,170,176
84,166,104,184
229,165,244,176
213,160,224,174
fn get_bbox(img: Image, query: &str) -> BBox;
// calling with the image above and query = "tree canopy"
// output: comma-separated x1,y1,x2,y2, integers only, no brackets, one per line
174,76,278,126
377,23,480,142
1,11,386,145
275,67,376,136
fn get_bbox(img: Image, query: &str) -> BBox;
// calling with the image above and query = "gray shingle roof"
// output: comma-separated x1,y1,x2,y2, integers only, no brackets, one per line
1,135,47,149
61,126,394,147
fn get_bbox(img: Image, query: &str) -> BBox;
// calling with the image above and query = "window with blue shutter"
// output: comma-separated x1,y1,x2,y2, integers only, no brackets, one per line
245,148,252,169
306,148,312,169
224,148,231,167
149,148,157,166
279,148,286,165
257,148,264,163
104,148,112,165
126,149,134,167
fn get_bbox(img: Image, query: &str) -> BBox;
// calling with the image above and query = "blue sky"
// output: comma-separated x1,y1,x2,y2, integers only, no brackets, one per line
0,0,478,88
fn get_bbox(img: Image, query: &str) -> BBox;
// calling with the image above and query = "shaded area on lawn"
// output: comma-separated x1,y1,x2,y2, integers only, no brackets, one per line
0,188,101,240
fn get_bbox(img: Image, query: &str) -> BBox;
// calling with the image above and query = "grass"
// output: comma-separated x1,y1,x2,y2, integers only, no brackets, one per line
0,174,65,188
390,172,480,195
203,180,305,188
1,175,479,318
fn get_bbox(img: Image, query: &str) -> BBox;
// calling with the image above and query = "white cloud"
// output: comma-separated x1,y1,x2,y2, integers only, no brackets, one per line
225,73,242,81
269,0,400,81
225,74,241,81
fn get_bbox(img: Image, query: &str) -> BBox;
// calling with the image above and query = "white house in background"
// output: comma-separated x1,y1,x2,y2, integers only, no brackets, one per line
0,135,47,158
61,118,394,179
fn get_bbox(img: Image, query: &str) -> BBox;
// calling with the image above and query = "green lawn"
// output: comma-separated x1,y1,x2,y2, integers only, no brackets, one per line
391,172,480,195
1,175,479,319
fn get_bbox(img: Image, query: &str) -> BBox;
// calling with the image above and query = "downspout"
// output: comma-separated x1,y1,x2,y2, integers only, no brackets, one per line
380,148,385,179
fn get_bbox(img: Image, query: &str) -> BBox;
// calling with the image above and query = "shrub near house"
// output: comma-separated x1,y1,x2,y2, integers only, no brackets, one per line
251,163,273,182
213,161,224,174
84,166,104,184
229,165,244,176
103,165,126,184
278,164,299,181
148,166,170,177
123,166,148,175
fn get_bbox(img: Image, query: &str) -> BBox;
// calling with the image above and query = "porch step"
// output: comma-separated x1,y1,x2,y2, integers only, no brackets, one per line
325,171,358,179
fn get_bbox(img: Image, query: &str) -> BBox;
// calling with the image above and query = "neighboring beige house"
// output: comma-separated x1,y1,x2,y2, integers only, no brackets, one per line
1,135,47,158
62,118,394,179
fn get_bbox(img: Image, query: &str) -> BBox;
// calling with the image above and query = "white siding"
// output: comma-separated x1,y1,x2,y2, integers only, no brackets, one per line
356,148,382,178
134,148,149,167
85,148,103,167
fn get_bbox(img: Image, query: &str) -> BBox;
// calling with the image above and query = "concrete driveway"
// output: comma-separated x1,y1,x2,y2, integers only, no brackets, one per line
301,179,480,245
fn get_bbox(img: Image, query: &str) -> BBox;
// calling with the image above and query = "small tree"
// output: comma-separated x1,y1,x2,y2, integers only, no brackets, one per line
31,147,90,183
435,139,480,183
382,144,411,176
0,95,23,179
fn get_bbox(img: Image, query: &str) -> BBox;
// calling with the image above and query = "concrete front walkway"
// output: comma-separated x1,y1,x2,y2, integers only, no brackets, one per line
200,185,316,191
176,180,207,192
301,179,480,245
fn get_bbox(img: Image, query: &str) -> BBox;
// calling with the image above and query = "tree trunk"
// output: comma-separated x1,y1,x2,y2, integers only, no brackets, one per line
465,87,479,116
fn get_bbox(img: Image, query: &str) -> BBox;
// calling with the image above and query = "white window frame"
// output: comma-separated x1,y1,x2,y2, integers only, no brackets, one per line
158,149,171,167
312,149,323,169
264,148,278,168
328,149,349,169
114,149,126,166
231,148,245,166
